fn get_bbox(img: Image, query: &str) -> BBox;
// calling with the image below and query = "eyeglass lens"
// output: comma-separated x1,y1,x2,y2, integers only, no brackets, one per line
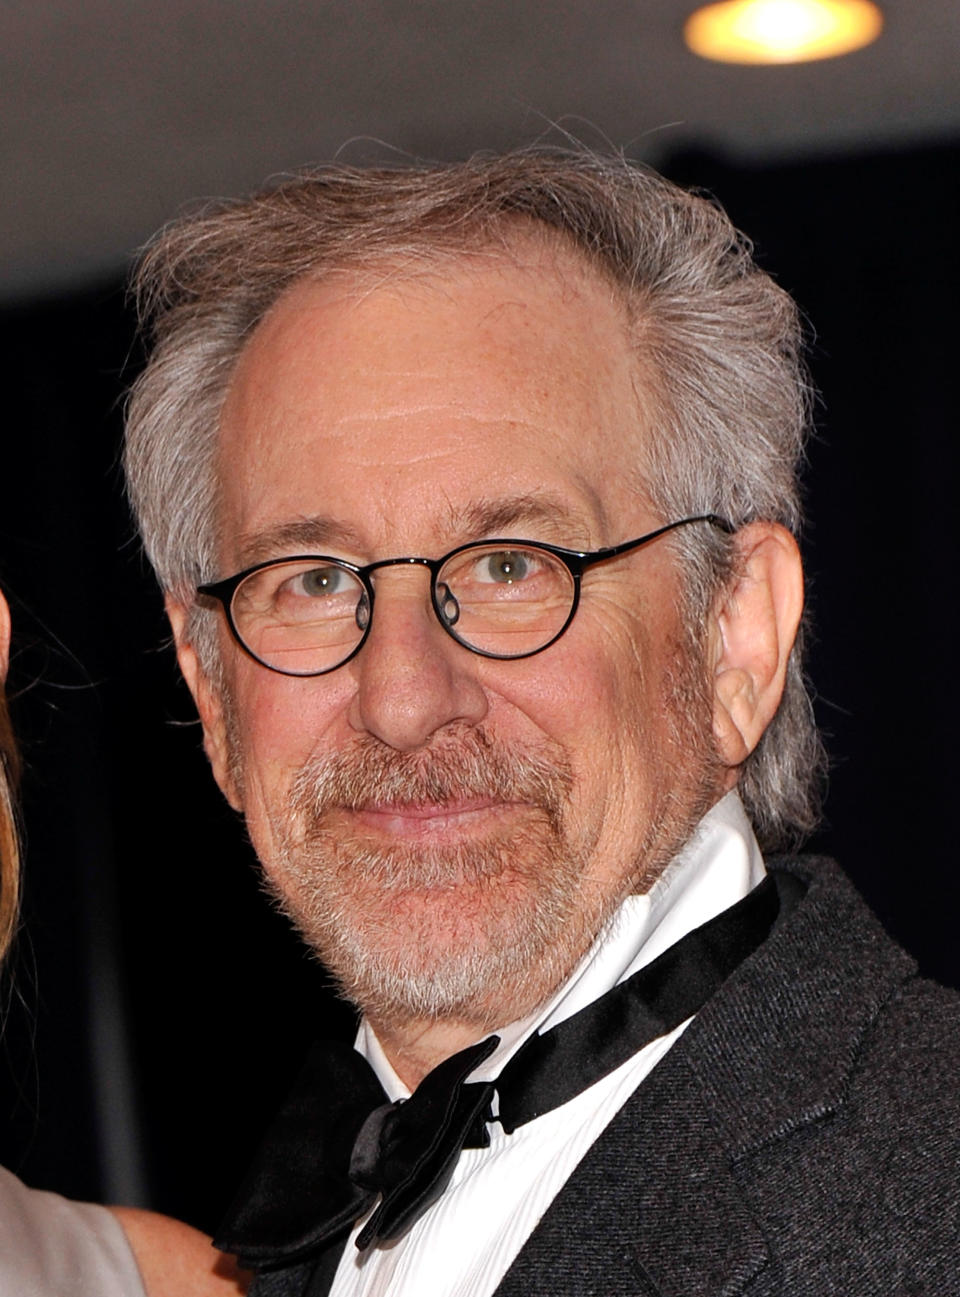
229,545,577,675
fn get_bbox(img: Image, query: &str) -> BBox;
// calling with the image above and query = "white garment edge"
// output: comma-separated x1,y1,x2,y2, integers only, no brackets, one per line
332,791,765,1297
0,1164,146,1296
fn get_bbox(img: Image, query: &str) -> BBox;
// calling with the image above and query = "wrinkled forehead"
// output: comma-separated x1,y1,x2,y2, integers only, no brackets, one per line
215,240,657,565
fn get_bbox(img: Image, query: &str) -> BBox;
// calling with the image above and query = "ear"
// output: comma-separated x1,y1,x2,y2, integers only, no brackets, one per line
165,595,243,811
0,589,9,683
710,522,803,778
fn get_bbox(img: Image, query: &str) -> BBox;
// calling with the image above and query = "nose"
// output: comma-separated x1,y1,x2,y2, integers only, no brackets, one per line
346,567,488,751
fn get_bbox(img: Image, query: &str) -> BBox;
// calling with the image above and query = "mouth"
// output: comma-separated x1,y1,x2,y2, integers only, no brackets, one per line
347,798,528,841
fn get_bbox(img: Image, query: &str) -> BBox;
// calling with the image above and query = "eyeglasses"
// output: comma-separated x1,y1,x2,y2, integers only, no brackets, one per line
197,514,732,677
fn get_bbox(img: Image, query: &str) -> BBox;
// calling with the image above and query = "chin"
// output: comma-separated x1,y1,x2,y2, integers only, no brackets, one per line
262,822,600,1028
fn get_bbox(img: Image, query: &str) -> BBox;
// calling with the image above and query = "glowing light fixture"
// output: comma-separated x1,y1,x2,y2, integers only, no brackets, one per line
684,0,884,64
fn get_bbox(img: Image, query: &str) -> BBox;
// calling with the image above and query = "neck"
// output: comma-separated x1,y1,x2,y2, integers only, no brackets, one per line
371,1016,496,1090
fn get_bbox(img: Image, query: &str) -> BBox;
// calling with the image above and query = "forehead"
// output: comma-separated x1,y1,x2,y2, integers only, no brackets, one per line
216,242,654,564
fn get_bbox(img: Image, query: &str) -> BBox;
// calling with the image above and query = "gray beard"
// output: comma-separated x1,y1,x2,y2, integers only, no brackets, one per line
261,727,601,1029
256,717,719,1032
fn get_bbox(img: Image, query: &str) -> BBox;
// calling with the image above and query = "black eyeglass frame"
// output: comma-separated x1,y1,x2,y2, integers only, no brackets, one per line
197,513,733,677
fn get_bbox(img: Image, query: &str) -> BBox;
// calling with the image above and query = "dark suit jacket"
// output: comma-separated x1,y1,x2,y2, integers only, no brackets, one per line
251,857,960,1296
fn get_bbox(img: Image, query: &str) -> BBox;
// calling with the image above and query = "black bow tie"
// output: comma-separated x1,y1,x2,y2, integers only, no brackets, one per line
215,875,781,1270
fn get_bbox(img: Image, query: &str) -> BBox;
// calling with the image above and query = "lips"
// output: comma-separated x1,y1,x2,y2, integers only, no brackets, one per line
350,798,525,839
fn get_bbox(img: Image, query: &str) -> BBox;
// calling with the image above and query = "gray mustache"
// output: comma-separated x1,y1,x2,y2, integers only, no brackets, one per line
289,728,572,825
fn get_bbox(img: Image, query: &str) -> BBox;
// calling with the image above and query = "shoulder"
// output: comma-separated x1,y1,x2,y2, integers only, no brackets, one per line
762,854,960,1115
737,858,960,1281
112,1207,251,1297
843,972,960,1172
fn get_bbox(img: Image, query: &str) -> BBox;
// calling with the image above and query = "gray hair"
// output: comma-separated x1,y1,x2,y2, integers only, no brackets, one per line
124,147,825,849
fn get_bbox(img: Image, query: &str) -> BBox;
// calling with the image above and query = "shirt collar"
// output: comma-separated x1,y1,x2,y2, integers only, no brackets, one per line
358,790,764,1098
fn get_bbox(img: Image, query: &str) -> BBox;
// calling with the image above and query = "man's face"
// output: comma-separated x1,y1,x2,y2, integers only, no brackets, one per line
197,243,724,1032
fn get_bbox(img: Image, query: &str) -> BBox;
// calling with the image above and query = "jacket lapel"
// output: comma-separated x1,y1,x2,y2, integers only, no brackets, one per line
492,1045,771,1297
495,859,916,1297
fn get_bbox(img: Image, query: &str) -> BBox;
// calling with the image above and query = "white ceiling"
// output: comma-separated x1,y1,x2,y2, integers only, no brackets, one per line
3,0,959,300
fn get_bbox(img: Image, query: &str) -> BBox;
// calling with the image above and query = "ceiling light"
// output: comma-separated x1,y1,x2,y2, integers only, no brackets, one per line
684,0,884,64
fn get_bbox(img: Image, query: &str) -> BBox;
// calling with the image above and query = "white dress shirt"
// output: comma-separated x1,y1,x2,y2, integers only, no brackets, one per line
330,791,765,1297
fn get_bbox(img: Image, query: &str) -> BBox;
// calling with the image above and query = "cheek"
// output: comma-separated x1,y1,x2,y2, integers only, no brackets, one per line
548,599,664,724
228,661,354,793
484,621,657,786
500,602,688,827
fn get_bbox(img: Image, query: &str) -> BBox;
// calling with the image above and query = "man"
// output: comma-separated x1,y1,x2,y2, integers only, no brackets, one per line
124,150,959,1295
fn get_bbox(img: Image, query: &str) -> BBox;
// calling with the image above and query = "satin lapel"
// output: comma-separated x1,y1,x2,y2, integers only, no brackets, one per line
492,1046,770,1297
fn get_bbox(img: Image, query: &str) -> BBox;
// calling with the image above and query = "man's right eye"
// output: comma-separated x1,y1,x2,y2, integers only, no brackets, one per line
291,566,350,598
266,565,359,617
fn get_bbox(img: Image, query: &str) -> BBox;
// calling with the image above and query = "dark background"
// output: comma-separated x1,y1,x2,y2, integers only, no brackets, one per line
1,137,958,1234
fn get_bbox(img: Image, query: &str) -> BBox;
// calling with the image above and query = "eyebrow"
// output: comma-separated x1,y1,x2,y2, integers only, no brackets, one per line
236,516,368,567
235,492,596,569
456,494,595,546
